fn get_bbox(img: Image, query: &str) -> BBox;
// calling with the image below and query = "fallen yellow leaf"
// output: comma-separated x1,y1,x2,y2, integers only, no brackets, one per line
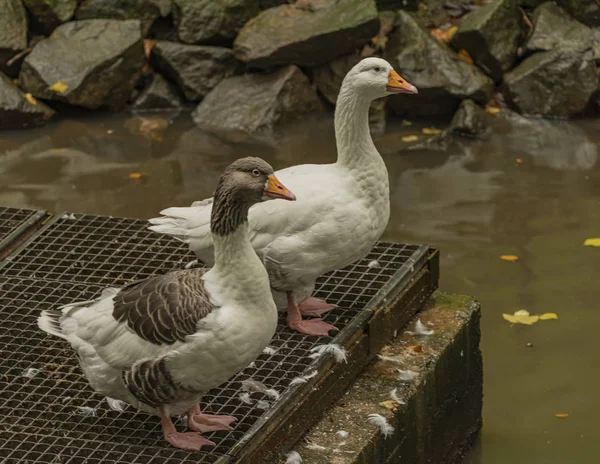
583,238,600,247
516,158,523,164
539,313,558,320
503,309,539,325
49,81,69,94
144,39,157,59
458,49,474,64
408,344,423,353
430,25,457,44
402,135,419,142
422,127,441,135
379,400,398,410
400,120,413,127
555,413,569,418
486,106,501,115
500,255,519,262
24,93,37,105
129,172,145,180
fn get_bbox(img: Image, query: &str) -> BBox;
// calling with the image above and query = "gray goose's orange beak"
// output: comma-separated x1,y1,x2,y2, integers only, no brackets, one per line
386,70,418,94
264,174,296,201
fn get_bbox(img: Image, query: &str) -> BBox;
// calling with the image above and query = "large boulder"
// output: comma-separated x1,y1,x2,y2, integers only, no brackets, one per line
234,0,379,68
150,41,236,101
524,2,593,55
132,73,184,111
192,65,323,135
19,20,144,110
23,0,77,34
384,11,494,118
449,99,490,138
0,73,55,130
76,0,171,36
173,0,259,45
556,0,600,27
0,0,28,78
503,47,597,117
451,0,521,82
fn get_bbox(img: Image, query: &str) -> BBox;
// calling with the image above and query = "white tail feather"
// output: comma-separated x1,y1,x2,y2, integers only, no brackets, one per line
38,310,67,340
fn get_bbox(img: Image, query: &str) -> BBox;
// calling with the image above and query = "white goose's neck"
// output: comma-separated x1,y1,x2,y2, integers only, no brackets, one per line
334,86,382,173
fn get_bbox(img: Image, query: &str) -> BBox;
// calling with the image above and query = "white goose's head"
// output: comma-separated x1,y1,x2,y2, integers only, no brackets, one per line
343,57,418,100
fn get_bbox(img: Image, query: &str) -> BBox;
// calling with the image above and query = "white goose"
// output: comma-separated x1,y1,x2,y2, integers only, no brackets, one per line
149,57,418,336
38,157,296,451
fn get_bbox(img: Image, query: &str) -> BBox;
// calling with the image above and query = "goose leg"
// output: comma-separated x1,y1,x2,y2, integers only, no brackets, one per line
298,297,337,318
160,406,215,451
187,404,236,433
287,292,337,336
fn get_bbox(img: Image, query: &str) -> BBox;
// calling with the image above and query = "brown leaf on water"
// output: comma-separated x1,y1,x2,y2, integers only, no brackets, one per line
402,135,419,143
24,93,37,105
555,413,569,418
458,49,474,64
129,172,146,180
422,127,441,135
49,81,68,94
144,40,157,59
500,255,519,262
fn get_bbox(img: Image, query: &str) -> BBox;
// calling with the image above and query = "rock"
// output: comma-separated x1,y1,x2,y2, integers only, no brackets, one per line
259,0,286,8
0,72,55,130
449,99,489,138
234,0,378,68
384,11,494,118
150,41,236,101
451,0,521,82
22,0,77,34
19,20,144,110
524,2,593,56
192,65,323,135
376,0,418,10
313,54,388,134
132,73,184,111
76,0,170,36
0,0,28,78
173,0,259,45
556,0,600,27
593,28,600,62
504,46,597,117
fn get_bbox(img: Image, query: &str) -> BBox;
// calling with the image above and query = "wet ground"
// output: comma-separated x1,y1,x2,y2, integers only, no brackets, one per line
1,110,599,463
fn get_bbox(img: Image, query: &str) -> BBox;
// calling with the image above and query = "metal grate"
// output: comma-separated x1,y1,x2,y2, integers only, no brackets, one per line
0,207,47,257
0,212,428,463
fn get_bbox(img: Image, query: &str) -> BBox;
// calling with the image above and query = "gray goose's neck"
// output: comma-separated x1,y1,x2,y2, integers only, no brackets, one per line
334,84,383,173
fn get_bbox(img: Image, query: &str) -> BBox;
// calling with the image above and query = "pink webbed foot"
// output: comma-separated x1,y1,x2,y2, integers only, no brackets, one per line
298,297,337,318
160,406,215,451
187,405,236,433
288,318,337,336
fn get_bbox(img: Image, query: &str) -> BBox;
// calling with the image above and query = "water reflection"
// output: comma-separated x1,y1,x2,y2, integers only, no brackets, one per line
1,111,600,464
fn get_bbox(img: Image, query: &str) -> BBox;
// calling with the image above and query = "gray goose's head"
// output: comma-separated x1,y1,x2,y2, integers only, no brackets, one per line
211,157,296,236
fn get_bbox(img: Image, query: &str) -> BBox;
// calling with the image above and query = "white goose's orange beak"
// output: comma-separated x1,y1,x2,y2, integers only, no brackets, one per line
264,174,296,201
386,70,418,94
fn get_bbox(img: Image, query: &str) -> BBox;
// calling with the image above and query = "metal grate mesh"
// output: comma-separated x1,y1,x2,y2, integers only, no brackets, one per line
0,213,424,463
0,207,41,249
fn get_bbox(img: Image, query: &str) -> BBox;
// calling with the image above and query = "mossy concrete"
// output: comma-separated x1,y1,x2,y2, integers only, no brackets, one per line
289,292,482,464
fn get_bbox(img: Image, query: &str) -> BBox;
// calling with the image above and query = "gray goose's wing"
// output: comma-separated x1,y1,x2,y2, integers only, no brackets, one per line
113,267,215,345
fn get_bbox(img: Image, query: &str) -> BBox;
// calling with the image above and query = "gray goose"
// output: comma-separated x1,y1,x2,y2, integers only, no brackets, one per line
38,157,296,451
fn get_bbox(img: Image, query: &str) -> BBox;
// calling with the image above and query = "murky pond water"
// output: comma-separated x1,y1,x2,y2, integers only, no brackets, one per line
1,110,599,463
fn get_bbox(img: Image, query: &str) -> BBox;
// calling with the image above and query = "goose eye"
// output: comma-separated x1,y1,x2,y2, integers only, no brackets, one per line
374,66,381,72
252,169,260,177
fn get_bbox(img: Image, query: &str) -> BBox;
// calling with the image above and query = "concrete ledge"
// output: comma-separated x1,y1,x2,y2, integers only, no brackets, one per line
290,292,482,464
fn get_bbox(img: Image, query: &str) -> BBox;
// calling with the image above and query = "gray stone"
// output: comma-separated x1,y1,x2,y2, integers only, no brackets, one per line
451,0,521,82
234,0,378,68
23,0,76,34
76,0,171,36
557,0,600,27
192,65,323,135
150,41,236,102
384,11,494,118
0,72,55,130
593,28,600,61
132,74,184,111
19,20,144,110
0,0,28,78
173,0,259,45
259,0,285,8
504,46,597,117
524,2,593,55
450,99,489,138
